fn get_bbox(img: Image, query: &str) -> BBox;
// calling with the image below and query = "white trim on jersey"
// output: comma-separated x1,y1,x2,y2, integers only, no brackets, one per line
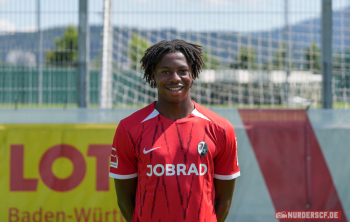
214,171,240,180
109,172,138,179
141,107,211,123
192,109,211,121
141,109,160,123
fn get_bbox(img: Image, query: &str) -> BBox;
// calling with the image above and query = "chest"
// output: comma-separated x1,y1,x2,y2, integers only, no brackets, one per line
135,120,218,165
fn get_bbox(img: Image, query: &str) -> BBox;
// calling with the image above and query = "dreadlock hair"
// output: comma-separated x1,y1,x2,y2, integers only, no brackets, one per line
140,39,205,88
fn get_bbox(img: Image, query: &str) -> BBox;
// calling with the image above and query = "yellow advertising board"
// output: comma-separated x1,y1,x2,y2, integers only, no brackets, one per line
0,124,125,222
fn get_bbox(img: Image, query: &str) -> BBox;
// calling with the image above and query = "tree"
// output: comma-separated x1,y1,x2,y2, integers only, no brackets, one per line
272,44,296,70
46,26,78,66
231,47,257,70
305,41,321,73
202,50,220,70
262,60,271,70
128,34,151,70
333,50,350,72
273,44,286,70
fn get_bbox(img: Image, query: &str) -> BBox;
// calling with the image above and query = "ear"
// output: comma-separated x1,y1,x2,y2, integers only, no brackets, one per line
151,72,156,86
190,80,194,88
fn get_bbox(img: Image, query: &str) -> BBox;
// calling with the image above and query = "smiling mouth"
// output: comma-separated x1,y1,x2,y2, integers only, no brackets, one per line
166,86,184,91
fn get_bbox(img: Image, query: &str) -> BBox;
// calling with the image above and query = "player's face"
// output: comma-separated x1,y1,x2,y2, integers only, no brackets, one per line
152,52,193,104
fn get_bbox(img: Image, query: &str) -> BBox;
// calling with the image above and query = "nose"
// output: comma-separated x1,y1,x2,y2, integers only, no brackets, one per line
169,71,181,82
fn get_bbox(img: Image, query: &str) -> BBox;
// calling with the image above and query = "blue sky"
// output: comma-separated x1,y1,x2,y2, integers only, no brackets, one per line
0,0,349,33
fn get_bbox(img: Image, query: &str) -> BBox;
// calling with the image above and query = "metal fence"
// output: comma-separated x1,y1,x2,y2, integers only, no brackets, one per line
0,0,350,108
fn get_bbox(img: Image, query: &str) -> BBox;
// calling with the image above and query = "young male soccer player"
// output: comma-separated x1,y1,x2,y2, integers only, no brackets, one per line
109,39,240,222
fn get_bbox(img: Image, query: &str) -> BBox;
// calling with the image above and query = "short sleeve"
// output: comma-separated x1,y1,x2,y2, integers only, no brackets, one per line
214,121,240,180
109,123,138,179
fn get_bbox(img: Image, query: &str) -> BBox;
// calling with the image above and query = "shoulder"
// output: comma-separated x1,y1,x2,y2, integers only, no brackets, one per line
193,101,233,131
119,102,156,131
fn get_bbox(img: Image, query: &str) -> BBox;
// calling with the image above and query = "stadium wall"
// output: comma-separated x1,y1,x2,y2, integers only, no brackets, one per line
0,65,100,105
0,108,349,222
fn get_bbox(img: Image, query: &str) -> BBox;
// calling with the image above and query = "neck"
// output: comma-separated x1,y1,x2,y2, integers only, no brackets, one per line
155,98,194,120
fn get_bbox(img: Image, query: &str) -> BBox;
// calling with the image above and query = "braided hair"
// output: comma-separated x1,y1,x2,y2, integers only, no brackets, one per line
140,39,205,88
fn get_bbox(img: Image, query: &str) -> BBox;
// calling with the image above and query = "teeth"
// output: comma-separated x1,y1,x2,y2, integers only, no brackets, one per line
169,87,182,90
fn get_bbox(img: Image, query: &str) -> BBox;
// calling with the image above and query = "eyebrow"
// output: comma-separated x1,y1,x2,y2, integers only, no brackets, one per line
158,66,189,69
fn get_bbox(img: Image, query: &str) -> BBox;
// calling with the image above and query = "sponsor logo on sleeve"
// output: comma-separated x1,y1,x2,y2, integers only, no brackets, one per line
110,148,118,169
236,138,239,166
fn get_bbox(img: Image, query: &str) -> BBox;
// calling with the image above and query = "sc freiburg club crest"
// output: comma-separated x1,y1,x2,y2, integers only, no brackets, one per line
197,141,208,157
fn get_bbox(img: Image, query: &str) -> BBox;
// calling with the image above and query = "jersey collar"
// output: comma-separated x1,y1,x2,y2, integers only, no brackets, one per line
141,101,210,123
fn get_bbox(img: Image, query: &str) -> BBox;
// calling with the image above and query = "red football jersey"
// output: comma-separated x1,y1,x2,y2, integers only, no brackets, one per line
109,101,240,222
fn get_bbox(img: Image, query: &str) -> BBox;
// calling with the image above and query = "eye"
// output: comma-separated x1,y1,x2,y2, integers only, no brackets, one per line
161,70,169,74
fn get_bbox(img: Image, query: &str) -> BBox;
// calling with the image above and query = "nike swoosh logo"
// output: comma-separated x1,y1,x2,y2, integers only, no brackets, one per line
143,146,161,154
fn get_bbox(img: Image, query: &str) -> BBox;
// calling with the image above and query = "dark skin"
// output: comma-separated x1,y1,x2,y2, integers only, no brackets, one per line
152,52,195,119
114,177,137,222
214,178,236,222
114,52,236,222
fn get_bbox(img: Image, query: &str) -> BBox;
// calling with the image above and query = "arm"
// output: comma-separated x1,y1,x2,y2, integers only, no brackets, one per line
214,178,236,222
114,178,138,222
